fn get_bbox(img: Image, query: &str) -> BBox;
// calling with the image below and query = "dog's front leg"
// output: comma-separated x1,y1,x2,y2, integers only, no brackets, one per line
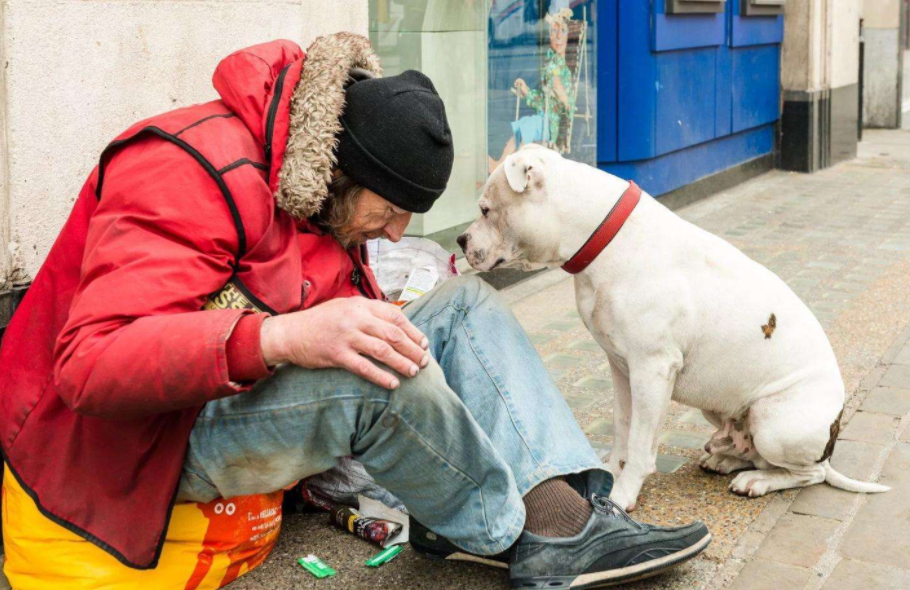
609,358,679,511
606,358,631,477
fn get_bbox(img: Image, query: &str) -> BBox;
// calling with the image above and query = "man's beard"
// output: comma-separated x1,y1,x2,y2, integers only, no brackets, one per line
313,187,364,249
334,226,365,249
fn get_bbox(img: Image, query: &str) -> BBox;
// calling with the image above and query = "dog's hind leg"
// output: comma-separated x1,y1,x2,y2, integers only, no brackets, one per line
700,453,754,475
606,358,632,477
727,388,838,498
730,465,826,497
699,413,758,474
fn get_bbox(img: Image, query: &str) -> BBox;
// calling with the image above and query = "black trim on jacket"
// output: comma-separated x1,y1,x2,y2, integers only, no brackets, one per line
95,124,248,265
219,158,269,175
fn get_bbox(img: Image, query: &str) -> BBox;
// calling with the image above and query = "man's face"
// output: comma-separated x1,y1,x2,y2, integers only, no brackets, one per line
337,188,412,247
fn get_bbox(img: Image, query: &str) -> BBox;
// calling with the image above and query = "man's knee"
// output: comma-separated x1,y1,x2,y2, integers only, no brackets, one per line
432,275,501,312
385,357,461,418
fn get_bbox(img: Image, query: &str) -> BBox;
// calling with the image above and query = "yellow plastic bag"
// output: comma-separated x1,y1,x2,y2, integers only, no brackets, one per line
2,465,282,590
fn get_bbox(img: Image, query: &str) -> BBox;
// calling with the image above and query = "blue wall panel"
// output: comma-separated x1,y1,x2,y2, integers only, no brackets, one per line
731,0,784,47
731,44,780,133
652,10,725,52
655,48,718,154
601,124,774,197
597,0,618,163
714,25,733,138
598,0,780,196
616,0,657,161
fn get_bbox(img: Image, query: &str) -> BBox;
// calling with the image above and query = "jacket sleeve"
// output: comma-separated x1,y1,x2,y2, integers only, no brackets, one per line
54,138,257,419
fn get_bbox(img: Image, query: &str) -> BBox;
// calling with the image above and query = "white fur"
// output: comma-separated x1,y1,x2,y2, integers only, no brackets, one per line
461,145,889,510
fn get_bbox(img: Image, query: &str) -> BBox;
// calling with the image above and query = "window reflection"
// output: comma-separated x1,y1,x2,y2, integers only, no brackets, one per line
368,0,595,239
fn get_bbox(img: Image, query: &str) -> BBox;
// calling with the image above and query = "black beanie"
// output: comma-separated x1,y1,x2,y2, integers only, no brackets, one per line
335,70,454,214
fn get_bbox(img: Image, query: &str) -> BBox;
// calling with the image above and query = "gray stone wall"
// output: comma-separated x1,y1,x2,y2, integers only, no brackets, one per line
0,0,368,279
863,27,903,128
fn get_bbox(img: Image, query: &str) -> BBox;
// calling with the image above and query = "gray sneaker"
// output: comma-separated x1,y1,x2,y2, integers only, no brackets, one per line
509,495,711,589
410,517,510,569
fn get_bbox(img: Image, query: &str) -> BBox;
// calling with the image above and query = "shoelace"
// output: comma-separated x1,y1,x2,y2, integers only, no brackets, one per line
590,494,639,526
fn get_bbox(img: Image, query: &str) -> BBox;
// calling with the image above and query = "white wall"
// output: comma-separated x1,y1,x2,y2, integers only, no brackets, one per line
863,0,904,127
0,0,368,280
782,0,862,92
831,0,862,89
864,0,902,28
0,0,11,286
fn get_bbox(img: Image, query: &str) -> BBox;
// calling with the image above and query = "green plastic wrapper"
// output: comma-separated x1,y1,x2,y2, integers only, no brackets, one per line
298,554,336,579
364,545,403,568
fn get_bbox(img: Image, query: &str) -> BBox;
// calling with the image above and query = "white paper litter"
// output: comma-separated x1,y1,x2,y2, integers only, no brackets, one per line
367,237,459,303
358,494,410,548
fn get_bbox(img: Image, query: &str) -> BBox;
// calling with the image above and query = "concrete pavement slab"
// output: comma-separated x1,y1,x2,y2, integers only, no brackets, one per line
754,513,840,568
838,442,910,570
789,440,887,521
892,343,910,365
878,364,910,389
725,560,813,590
823,559,910,590
839,411,901,444
858,386,910,415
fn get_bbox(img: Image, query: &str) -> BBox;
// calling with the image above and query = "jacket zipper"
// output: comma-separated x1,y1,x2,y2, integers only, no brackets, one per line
263,64,292,164
351,247,372,298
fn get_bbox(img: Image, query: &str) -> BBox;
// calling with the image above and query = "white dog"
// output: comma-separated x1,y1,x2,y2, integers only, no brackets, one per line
458,144,888,511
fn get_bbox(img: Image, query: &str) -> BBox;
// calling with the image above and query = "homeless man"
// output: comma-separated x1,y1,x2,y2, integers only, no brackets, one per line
0,34,710,588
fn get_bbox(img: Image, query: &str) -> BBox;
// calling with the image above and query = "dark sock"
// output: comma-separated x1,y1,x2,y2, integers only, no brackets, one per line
522,477,593,538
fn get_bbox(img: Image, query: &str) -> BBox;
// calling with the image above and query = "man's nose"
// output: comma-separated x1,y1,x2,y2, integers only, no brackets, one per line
384,214,412,243
456,233,469,251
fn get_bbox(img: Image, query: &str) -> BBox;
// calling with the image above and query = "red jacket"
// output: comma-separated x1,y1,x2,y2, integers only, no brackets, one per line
0,35,383,568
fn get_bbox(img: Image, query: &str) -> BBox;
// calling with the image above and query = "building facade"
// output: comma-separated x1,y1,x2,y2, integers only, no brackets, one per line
0,0,368,286
371,0,785,246
0,0,905,308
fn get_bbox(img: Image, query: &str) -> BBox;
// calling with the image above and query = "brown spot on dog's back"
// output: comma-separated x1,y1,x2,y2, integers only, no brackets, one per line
762,313,777,339
819,409,844,463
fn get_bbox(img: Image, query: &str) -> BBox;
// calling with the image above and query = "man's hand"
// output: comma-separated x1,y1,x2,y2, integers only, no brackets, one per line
259,298,430,389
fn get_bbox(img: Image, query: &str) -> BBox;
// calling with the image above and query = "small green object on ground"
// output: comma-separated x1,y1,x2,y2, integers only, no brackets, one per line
365,545,403,568
298,554,336,579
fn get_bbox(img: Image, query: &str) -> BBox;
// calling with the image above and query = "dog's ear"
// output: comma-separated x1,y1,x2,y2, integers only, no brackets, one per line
504,151,533,193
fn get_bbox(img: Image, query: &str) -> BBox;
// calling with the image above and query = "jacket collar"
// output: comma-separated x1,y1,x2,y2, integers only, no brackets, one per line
213,34,382,221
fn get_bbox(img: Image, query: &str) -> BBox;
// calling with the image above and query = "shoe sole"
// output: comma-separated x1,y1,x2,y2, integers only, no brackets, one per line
413,546,510,570
510,532,712,589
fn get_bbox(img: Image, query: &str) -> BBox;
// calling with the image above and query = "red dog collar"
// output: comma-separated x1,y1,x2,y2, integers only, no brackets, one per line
561,181,642,275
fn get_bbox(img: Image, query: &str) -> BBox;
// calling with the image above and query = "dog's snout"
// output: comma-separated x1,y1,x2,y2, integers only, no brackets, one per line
456,233,469,252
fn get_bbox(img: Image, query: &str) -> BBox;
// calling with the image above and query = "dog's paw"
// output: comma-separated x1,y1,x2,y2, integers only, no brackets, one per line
699,452,720,472
701,453,752,475
607,485,639,512
729,471,771,498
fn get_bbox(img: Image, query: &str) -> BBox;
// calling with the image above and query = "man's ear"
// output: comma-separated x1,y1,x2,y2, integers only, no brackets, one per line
504,151,533,193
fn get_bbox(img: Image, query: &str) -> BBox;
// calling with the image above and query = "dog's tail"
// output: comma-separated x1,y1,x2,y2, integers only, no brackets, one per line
823,461,890,493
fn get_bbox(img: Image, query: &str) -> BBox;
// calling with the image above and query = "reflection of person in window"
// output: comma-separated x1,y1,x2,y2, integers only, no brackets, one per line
489,7,576,173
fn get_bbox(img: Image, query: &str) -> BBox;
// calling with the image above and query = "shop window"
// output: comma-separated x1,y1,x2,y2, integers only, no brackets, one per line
488,0,597,171
369,0,596,240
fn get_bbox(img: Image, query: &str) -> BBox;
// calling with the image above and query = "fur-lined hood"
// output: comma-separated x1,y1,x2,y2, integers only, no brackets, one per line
213,34,381,220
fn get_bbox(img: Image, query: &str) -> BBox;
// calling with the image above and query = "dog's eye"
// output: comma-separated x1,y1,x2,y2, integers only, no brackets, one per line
480,205,490,217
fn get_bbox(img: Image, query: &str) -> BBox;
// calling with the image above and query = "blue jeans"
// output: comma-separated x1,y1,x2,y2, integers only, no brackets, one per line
178,276,612,555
